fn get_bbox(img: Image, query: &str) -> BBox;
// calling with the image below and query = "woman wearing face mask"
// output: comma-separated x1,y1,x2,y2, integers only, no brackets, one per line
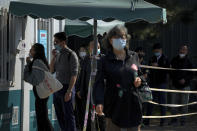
78,46,87,72
24,43,53,131
93,25,143,131
79,46,87,60
75,39,102,130
75,46,87,129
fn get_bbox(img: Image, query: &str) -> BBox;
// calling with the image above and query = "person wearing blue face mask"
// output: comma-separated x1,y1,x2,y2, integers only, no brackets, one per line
54,44,62,52
93,25,145,131
50,32,79,131
144,43,170,127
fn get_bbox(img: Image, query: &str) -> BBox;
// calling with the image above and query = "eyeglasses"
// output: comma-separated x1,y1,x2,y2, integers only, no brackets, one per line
114,34,126,39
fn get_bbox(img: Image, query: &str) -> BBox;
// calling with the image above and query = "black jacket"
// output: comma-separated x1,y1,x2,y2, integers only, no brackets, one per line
170,55,193,88
149,54,169,85
93,49,143,128
76,54,104,99
76,55,91,99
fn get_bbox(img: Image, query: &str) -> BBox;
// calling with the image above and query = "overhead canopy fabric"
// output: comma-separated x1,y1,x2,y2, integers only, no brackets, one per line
65,19,125,37
9,0,167,23
65,19,93,37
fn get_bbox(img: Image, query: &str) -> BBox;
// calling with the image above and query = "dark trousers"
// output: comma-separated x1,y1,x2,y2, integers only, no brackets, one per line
53,84,76,131
75,95,92,131
145,83,167,124
171,86,190,123
75,95,86,129
33,87,53,131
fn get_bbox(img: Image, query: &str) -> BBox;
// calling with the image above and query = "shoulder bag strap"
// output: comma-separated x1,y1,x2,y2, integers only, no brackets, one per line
32,66,45,72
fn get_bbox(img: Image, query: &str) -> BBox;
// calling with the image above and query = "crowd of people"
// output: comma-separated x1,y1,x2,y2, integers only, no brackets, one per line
135,44,193,127
24,25,194,131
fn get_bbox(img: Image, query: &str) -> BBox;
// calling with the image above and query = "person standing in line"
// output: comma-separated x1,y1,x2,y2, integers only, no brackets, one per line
50,32,79,131
78,46,87,68
75,38,101,131
169,45,193,126
24,43,53,131
93,25,143,131
144,43,169,126
75,45,87,130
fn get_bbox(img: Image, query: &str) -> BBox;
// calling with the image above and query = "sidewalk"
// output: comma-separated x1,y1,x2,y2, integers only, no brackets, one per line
141,115,197,131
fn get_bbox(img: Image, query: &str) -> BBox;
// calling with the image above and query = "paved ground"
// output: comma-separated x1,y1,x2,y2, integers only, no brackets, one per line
141,115,197,131
141,123,197,131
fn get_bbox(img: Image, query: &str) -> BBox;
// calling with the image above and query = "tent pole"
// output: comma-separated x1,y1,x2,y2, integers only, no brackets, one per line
83,19,98,131
91,19,98,131
34,19,36,43
93,19,98,54
93,19,98,70
20,16,26,131
91,19,97,107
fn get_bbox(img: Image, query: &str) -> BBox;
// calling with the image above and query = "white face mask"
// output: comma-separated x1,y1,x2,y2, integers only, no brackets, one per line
79,52,86,58
179,53,186,58
112,38,126,50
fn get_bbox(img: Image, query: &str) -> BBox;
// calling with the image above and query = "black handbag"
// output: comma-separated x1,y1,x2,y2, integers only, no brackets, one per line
138,81,153,103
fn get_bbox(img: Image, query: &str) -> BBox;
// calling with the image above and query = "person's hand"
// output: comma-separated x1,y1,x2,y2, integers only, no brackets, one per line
26,57,31,63
134,77,141,88
96,104,103,116
64,92,72,102
179,79,185,85
52,49,58,57
77,91,81,99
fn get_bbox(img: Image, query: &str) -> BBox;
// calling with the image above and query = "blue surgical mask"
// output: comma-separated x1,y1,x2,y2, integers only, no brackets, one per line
154,52,161,57
55,44,62,51
97,49,101,55
112,38,126,50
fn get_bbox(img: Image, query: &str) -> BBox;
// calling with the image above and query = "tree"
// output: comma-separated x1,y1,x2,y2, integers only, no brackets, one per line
126,0,197,40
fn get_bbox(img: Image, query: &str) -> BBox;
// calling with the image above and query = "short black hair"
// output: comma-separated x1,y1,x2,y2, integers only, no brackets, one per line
54,32,67,41
135,47,143,52
153,43,162,50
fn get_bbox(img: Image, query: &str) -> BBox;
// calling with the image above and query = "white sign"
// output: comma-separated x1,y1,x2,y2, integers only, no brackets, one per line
17,40,26,58
12,106,19,126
